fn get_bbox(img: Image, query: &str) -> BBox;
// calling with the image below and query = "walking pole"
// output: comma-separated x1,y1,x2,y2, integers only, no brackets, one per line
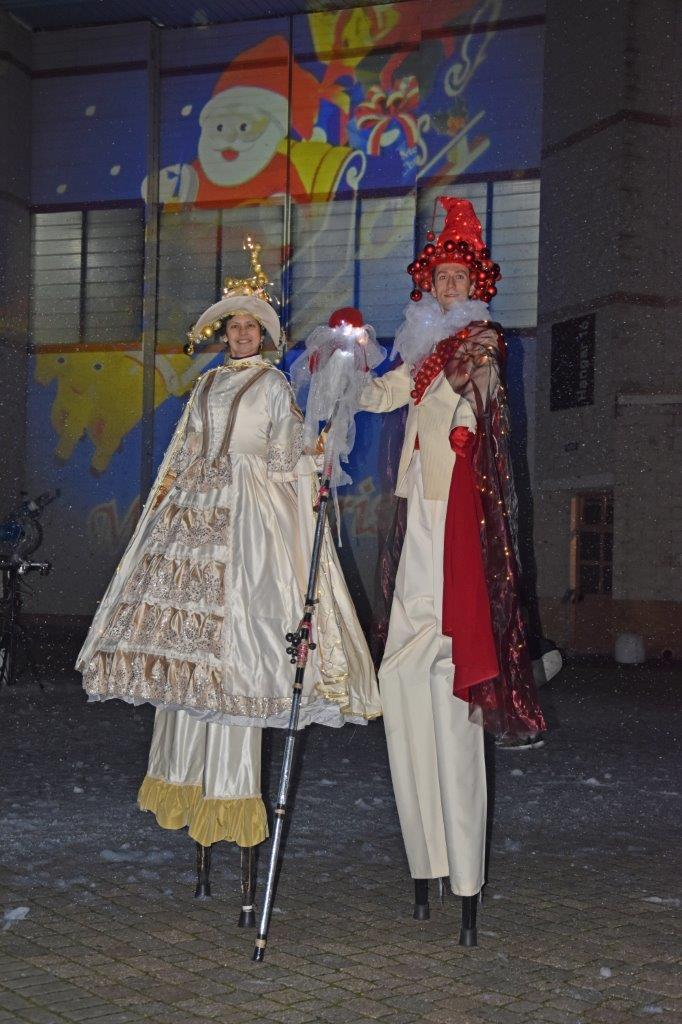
252,307,385,962
252,443,335,963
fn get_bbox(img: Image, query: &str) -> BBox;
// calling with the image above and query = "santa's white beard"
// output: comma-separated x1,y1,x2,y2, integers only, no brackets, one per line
198,120,284,187
392,292,491,368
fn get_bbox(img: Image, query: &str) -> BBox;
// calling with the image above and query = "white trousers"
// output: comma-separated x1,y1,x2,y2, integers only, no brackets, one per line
380,453,487,896
147,709,262,801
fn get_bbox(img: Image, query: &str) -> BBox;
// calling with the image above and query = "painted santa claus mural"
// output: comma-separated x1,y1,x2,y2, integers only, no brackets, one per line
148,36,365,207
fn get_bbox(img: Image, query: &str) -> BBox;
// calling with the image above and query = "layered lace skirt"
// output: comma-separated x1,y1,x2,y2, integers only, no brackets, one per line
81,453,380,729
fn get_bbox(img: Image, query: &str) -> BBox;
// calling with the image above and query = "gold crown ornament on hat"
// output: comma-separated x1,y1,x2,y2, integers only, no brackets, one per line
185,237,285,357
223,237,270,300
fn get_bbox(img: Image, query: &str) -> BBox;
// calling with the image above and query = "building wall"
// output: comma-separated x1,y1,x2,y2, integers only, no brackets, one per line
0,9,31,517
534,0,682,655
17,0,546,621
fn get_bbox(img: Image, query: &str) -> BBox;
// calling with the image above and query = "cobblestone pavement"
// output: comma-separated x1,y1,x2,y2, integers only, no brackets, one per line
0,658,680,1024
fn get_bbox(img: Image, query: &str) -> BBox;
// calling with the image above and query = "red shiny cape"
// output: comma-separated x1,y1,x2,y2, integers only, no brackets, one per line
443,412,545,737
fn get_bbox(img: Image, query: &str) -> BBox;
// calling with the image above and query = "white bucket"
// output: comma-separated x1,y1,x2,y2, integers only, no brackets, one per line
614,632,645,664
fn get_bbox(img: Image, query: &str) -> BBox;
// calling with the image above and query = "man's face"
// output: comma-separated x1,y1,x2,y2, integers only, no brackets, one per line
433,262,472,310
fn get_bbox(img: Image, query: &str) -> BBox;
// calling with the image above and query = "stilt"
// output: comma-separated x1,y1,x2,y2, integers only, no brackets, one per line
413,878,430,920
194,842,212,899
237,845,257,928
459,893,478,946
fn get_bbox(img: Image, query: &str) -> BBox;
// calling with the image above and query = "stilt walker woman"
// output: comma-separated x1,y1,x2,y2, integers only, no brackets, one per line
358,198,546,944
76,241,381,922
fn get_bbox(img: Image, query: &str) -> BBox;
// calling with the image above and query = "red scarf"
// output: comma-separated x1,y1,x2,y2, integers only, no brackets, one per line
442,426,499,696
411,328,498,695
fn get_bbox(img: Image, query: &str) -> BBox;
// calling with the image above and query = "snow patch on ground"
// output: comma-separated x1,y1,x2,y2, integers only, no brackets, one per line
3,906,29,931
100,848,174,865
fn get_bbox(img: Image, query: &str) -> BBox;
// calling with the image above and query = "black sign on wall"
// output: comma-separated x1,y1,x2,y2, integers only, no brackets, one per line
550,313,595,410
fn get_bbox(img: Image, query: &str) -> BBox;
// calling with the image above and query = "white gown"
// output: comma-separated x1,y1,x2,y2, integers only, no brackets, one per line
77,354,381,846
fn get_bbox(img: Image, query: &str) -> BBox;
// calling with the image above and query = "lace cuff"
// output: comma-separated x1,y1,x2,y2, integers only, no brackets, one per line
169,431,201,474
266,424,304,476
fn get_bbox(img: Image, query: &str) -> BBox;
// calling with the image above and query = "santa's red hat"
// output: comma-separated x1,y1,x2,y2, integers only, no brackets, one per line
407,196,501,303
203,36,320,139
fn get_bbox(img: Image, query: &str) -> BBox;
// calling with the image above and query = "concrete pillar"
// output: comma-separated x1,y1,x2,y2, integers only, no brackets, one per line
534,0,682,653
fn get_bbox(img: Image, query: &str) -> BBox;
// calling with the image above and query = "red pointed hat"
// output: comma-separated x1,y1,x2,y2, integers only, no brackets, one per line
407,196,501,303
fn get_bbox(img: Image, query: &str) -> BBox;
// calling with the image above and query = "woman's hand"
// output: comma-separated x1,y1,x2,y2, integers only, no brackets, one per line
313,422,331,455
151,471,176,511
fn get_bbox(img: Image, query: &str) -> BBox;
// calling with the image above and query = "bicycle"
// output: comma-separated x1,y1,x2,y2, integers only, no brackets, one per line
0,490,58,687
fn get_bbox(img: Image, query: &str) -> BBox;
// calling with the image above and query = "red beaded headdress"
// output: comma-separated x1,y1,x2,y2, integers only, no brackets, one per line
407,196,501,303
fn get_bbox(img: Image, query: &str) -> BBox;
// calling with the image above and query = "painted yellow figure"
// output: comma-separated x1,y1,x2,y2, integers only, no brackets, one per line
35,350,196,473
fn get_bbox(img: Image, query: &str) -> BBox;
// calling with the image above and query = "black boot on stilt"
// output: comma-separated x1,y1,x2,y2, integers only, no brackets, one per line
459,893,478,946
237,845,257,928
194,842,212,899
413,879,430,921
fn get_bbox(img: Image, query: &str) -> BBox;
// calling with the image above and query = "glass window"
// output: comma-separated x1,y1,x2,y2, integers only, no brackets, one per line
579,531,600,562
491,179,540,329
579,564,601,595
31,208,144,348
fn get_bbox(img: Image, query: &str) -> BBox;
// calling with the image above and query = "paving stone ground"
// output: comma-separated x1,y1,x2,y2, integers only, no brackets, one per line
0,657,680,1023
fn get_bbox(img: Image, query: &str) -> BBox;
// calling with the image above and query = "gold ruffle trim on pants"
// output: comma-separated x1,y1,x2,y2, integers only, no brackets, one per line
137,775,268,848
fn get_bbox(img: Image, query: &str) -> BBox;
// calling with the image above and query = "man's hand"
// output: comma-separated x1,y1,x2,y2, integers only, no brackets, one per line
449,425,476,456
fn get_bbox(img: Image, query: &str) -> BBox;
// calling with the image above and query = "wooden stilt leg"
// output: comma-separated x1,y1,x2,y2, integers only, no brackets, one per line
194,842,212,899
237,845,257,928
459,893,478,946
413,878,430,920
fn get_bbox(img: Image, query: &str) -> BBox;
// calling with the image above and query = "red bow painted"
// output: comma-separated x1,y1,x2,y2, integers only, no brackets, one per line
354,76,422,155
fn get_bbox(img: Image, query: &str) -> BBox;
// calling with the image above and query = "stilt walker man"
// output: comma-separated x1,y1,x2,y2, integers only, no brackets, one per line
359,197,546,944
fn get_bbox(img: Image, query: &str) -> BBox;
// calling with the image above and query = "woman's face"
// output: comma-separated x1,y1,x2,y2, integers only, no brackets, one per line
225,314,263,358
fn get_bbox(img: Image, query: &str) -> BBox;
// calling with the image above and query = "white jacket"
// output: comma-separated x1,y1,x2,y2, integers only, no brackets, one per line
359,362,478,502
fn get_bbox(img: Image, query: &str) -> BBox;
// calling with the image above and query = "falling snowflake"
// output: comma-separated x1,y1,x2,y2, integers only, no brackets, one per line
110,165,121,177
85,105,96,117
56,184,67,194
181,104,193,117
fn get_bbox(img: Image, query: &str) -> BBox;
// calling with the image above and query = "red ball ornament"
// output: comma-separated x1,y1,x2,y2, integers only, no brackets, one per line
480,246,490,259
492,263,501,278
410,289,422,301
424,243,435,257
418,256,429,268
464,252,473,263
426,230,436,241
422,280,432,291
407,262,415,274
489,286,497,297
328,306,364,329
443,239,456,253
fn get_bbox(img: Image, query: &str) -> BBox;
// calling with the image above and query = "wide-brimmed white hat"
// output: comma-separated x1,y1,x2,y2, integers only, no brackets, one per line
186,238,283,355
190,293,281,349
